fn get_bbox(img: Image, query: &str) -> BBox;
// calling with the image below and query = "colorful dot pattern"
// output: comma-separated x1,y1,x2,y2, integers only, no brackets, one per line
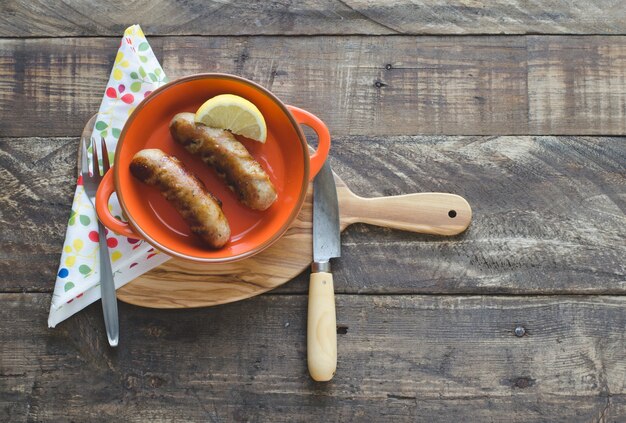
50,25,171,320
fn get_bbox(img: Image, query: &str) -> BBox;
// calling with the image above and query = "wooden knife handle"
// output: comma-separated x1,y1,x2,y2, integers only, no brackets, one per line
342,192,472,236
307,271,337,381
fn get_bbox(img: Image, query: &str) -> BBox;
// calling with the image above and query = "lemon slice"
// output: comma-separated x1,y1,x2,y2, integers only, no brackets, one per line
195,94,267,143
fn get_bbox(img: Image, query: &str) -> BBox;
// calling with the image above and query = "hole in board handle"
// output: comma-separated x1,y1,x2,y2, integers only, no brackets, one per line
448,210,457,218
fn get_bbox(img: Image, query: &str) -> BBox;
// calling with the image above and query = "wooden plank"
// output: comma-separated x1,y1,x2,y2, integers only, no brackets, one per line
162,36,530,136
324,134,626,295
0,137,78,292
2,293,626,421
2,135,624,295
529,36,626,135
0,38,119,137
1,0,625,36
4,36,626,137
0,36,530,137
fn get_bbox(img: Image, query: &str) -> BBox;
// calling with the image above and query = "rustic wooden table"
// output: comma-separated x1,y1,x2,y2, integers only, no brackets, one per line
2,2,625,422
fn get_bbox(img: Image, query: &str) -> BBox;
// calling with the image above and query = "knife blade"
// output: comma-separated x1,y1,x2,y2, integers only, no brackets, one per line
308,160,340,381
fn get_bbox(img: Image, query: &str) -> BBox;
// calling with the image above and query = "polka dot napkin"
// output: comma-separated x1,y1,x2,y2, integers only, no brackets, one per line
48,25,171,327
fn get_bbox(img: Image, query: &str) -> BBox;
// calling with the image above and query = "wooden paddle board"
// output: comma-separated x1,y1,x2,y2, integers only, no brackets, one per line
116,174,471,308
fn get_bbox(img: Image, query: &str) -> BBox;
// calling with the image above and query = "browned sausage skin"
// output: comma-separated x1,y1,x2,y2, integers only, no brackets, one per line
169,113,278,211
129,149,231,249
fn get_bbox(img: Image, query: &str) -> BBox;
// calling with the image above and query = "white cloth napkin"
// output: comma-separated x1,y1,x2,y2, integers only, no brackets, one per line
48,25,171,327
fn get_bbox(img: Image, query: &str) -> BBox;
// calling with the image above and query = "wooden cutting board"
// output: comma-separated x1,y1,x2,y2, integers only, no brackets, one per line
116,174,472,308
80,114,471,309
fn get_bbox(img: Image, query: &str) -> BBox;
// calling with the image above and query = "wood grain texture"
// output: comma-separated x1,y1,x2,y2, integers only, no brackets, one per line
3,36,626,137
1,0,625,36
529,36,626,135
0,137,78,292
0,38,119,137
1,36,529,137
324,134,626,295
3,3,626,421
2,135,624,295
2,293,626,422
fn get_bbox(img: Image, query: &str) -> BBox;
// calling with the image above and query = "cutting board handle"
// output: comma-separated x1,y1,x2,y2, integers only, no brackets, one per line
341,192,472,236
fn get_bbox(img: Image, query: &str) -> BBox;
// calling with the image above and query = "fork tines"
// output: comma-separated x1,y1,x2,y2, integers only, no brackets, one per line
101,137,110,173
81,136,90,179
92,137,99,176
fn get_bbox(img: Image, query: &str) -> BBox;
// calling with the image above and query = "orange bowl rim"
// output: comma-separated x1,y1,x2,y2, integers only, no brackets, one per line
113,72,311,263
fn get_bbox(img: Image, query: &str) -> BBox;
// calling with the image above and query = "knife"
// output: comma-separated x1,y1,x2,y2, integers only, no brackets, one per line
308,160,340,381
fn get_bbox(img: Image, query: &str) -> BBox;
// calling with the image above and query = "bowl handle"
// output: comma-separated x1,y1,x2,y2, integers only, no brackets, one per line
287,105,331,181
96,168,143,239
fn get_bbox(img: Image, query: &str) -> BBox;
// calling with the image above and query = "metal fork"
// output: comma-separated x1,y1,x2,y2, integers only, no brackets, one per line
81,136,119,347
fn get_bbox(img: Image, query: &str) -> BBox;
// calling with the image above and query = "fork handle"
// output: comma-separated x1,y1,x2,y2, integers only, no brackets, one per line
98,221,119,347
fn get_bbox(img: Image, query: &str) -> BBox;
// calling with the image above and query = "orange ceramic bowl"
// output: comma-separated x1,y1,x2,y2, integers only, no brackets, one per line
96,73,330,263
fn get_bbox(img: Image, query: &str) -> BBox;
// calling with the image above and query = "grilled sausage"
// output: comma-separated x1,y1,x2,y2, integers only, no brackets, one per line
169,112,278,211
129,149,230,249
